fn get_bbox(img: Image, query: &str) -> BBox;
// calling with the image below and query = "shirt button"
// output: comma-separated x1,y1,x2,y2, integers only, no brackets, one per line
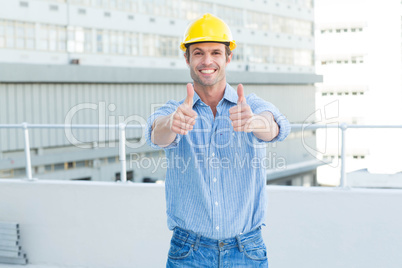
216,226,219,230
212,152,215,157
213,178,217,182
215,202,218,206
232,133,235,136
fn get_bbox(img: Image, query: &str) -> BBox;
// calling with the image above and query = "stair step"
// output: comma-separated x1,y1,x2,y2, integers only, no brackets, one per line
0,222,27,265
0,255,27,265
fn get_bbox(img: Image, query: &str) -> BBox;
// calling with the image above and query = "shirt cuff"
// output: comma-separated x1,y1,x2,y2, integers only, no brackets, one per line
252,108,291,143
145,116,181,150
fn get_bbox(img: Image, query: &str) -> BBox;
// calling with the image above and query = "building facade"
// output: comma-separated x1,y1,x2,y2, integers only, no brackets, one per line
0,0,321,185
315,0,402,186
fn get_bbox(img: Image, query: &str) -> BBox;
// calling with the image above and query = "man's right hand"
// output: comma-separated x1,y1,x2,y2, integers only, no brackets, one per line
151,83,197,147
168,83,198,135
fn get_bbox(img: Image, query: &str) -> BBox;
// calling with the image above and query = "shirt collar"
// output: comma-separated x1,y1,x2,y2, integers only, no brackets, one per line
222,83,238,104
192,83,238,107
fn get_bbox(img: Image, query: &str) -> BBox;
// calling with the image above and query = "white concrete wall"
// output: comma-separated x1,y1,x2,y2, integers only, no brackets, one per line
0,180,401,268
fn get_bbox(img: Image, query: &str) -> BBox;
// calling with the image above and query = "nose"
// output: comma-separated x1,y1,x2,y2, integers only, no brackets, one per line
202,53,213,65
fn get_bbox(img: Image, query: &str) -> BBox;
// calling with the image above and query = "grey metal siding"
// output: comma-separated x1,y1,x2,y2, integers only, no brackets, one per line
0,83,315,153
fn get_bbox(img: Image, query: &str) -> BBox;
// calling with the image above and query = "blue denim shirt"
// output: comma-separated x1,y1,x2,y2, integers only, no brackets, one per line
146,83,290,239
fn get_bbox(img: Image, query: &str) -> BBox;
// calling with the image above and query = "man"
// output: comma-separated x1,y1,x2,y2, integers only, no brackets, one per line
146,13,290,267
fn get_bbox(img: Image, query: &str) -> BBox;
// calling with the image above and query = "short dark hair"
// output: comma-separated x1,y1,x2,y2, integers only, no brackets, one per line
185,43,232,63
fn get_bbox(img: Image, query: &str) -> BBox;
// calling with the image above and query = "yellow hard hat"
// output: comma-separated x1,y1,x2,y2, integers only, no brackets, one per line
180,13,236,52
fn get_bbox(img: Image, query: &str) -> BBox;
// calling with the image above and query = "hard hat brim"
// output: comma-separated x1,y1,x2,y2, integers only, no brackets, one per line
180,40,236,52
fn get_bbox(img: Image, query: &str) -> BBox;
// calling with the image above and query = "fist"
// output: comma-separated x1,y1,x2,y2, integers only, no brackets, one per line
229,84,255,132
169,83,198,135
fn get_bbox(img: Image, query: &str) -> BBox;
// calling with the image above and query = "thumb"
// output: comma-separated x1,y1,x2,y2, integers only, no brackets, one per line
237,84,246,105
185,83,194,107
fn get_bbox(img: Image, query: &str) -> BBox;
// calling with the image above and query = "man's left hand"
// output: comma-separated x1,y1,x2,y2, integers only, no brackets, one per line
229,84,278,138
229,84,255,132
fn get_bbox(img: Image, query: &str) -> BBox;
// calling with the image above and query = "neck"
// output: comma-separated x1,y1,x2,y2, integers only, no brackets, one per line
193,80,227,109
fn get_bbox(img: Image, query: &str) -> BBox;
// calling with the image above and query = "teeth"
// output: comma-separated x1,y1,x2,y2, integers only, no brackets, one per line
201,70,215,74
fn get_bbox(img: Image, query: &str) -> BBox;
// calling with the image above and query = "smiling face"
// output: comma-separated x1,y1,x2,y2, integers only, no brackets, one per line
185,42,232,89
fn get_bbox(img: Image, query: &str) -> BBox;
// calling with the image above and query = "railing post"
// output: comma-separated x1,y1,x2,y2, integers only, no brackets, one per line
339,123,348,188
119,123,127,183
22,122,33,181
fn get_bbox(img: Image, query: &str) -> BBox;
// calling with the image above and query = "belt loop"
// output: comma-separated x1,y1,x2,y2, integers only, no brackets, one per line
235,235,244,252
193,234,201,251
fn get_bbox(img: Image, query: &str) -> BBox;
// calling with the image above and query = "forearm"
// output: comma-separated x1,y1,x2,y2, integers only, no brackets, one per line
151,114,177,148
252,111,279,142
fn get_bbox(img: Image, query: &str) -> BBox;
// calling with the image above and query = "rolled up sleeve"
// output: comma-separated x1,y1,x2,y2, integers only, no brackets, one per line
247,93,291,143
145,100,181,150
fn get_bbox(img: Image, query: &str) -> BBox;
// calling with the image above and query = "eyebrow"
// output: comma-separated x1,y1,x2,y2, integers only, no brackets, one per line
192,48,224,53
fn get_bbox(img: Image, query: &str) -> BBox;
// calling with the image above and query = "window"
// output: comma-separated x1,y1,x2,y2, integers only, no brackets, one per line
294,50,313,66
142,0,180,18
143,34,157,57
75,160,91,168
0,169,13,178
272,47,294,65
232,44,244,62
97,29,138,56
115,171,134,181
40,24,67,51
272,15,312,37
125,32,138,55
54,163,64,171
159,35,179,58
181,0,212,20
110,31,124,54
0,21,4,47
245,45,312,66
108,156,117,163
71,0,91,5
95,0,109,8
67,26,92,53
217,5,244,28
125,0,139,12
0,20,35,49
246,45,271,64
246,11,270,31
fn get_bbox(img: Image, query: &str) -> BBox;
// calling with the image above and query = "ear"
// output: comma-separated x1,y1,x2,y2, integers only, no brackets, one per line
226,52,233,65
184,52,190,65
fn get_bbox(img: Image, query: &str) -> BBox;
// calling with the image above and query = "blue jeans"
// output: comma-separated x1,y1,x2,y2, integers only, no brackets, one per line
166,226,268,267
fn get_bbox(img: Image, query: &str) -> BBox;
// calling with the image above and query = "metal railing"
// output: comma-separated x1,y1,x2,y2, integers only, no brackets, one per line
291,123,402,187
1,123,402,187
0,123,143,183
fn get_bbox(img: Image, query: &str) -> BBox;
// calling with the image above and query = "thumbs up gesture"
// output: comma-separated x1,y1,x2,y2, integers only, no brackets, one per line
229,84,254,132
169,83,198,135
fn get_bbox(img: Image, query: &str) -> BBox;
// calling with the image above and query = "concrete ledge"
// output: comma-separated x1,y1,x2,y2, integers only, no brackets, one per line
0,63,322,84
1,180,400,268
